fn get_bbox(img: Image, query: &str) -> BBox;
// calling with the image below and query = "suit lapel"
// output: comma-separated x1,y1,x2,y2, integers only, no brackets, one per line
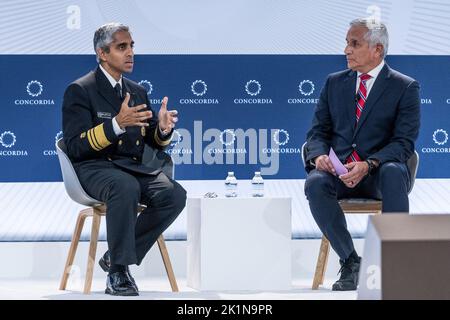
122,79,137,107
95,67,122,112
353,64,391,138
343,70,358,133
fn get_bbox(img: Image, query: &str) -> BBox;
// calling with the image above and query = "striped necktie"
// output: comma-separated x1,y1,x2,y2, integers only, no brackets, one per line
347,73,372,163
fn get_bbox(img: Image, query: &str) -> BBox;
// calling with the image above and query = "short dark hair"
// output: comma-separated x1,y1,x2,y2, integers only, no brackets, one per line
93,22,130,62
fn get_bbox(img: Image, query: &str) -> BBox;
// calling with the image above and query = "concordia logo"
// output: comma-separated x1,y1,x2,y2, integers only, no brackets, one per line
207,129,247,156
0,131,28,156
421,98,432,104
138,80,163,105
234,80,273,105
433,129,448,145
43,131,62,156
287,79,319,105
167,121,300,175
421,129,450,154
139,80,153,95
14,80,55,106
0,131,16,148
167,130,192,155
179,80,219,105
262,129,301,154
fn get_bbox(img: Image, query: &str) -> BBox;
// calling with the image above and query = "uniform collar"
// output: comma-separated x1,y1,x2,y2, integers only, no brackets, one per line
99,64,123,88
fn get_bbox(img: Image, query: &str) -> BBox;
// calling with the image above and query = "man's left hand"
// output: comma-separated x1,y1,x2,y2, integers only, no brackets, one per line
339,161,369,188
158,97,178,133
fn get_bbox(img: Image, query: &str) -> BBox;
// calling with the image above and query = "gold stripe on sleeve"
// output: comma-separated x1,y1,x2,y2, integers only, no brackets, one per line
87,129,101,151
154,127,172,146
93,123,111,149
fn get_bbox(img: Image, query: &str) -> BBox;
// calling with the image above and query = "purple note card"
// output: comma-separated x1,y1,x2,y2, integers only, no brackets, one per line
329,147,348,175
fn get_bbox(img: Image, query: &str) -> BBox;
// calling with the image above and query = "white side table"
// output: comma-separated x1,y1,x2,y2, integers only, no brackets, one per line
187,197,292,291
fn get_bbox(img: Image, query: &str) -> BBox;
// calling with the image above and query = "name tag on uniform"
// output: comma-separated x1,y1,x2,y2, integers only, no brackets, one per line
97,112,112,119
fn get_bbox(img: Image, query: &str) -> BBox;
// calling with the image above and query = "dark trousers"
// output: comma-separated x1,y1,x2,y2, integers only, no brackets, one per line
77,162,186,266
304,162,410,260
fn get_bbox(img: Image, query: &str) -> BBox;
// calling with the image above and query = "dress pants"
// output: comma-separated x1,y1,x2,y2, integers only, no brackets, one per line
304,162,410,260
76,161,187,266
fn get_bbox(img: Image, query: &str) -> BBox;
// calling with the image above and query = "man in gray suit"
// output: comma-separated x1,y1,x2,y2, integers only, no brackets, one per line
62,23,186,296
304,19,420,291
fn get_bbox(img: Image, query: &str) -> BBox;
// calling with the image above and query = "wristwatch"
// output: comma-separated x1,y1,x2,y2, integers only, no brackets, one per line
365,159,376,176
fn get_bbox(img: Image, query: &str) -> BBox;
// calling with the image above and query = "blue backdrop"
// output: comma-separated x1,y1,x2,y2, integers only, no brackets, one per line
0,55,448,182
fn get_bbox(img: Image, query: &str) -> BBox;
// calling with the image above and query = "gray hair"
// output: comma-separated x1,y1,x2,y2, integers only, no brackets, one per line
350,18,389,58
93,23,130,63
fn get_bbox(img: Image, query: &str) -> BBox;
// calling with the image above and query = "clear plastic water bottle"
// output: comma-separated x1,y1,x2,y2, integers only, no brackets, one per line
225,172,238,197
251,171,264,197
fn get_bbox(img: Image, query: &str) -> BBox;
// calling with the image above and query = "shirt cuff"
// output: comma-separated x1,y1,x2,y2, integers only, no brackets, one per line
112,117,126,136
158,124,171,137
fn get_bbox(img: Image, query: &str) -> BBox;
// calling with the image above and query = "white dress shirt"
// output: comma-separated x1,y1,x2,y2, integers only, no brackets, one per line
98,64,126,136
356,60,385,97
98,64,169,137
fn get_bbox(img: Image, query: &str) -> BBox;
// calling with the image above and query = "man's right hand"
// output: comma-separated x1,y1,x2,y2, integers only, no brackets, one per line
314,155,336,175
116,93,153,129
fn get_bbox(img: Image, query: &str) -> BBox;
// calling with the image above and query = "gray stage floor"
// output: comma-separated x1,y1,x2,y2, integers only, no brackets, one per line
0,278,356,300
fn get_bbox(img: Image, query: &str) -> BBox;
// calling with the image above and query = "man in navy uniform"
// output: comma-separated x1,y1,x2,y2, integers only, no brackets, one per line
62,23,186,296
304,19,420,291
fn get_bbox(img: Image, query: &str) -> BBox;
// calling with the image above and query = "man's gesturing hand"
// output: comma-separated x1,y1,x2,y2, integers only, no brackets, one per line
116,93,152,129
158,97,178,133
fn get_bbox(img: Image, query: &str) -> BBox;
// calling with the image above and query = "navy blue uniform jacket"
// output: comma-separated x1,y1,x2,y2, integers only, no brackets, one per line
62,67,172,175
305,63,420,173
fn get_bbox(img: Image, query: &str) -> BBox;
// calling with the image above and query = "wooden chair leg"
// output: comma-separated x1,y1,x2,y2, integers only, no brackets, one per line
157,235,179,292
59,208,92,290
312,235,330,290
83,209,102,294
319,237,330,285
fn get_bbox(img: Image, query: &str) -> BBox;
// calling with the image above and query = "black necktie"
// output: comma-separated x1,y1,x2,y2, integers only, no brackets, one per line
114,83,122,100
